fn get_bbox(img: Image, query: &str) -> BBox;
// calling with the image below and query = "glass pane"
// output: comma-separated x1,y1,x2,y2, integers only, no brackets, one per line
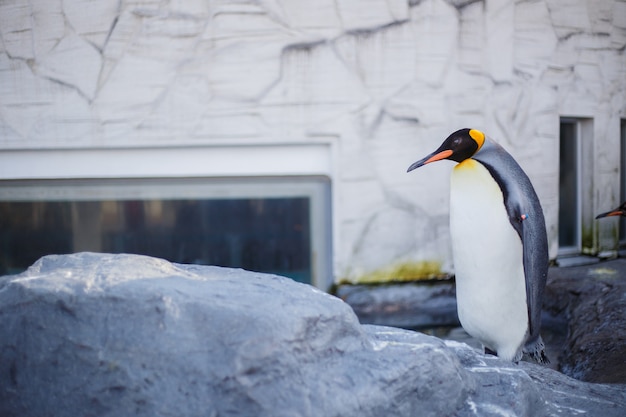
0,197,312,284
559,121,578,248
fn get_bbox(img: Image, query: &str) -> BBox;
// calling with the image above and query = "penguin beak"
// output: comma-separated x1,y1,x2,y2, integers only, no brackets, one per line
407,149,453,172
595,210,624,219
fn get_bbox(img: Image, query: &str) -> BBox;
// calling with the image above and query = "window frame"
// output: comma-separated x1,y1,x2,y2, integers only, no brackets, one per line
0,143,335,289
558,116,597,258
558,118,583,256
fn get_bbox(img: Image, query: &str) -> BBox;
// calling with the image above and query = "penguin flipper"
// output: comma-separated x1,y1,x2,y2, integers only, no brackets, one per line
514,207,551,364
521,209,548,337
503,200,548,339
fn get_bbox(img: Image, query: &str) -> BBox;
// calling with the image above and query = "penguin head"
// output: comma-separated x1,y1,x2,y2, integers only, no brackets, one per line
595,202,626,219
407,128,485,172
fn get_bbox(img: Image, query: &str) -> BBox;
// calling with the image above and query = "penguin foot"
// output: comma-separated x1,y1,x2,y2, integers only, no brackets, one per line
530,349,550,365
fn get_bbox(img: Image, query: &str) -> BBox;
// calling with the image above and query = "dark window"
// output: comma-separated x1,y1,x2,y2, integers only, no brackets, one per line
559,120,579,251
0,178,331,287
0,198,312,283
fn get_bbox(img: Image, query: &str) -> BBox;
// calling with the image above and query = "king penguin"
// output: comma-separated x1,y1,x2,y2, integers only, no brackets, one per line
596,202,626,218
407,128,549,363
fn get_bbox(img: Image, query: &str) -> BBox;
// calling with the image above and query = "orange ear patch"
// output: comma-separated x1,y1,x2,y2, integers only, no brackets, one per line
469,129,485,149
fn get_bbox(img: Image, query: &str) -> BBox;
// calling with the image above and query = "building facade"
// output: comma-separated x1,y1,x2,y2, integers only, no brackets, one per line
1,0,625,288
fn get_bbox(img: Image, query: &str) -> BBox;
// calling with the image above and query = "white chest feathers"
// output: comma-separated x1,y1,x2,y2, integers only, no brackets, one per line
450,159,529,361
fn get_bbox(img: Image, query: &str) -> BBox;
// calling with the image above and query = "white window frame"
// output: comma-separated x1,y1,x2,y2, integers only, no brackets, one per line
558,117,593,257
0,144,334,289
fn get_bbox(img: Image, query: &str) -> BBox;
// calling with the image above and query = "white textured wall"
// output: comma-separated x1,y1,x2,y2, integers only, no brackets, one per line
1,0,625,280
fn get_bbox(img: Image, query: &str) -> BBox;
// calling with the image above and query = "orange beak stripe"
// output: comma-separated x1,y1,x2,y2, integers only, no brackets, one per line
425,149,453,164
605,211,622,217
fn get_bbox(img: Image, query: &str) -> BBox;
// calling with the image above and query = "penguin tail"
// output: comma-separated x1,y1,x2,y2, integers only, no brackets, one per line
524,336,550,364
529,348,550,365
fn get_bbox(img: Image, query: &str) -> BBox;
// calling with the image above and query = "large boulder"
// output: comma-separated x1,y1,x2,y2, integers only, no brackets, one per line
544,259,626,383
1,253,625,416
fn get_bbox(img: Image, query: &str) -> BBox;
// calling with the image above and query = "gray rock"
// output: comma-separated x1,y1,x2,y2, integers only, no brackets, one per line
1,253,625,417
334,280,459,330
545,259,626,383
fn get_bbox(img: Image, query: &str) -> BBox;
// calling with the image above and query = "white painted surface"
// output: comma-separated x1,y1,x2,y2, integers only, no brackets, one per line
0,144,332,179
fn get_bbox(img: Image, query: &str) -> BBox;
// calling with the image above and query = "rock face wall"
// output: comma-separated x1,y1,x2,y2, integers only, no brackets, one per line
1,0,625,280
1,253,625,416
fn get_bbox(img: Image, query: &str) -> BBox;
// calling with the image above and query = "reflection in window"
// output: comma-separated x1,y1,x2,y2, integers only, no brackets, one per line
0,178,331,287
0,198,311,282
